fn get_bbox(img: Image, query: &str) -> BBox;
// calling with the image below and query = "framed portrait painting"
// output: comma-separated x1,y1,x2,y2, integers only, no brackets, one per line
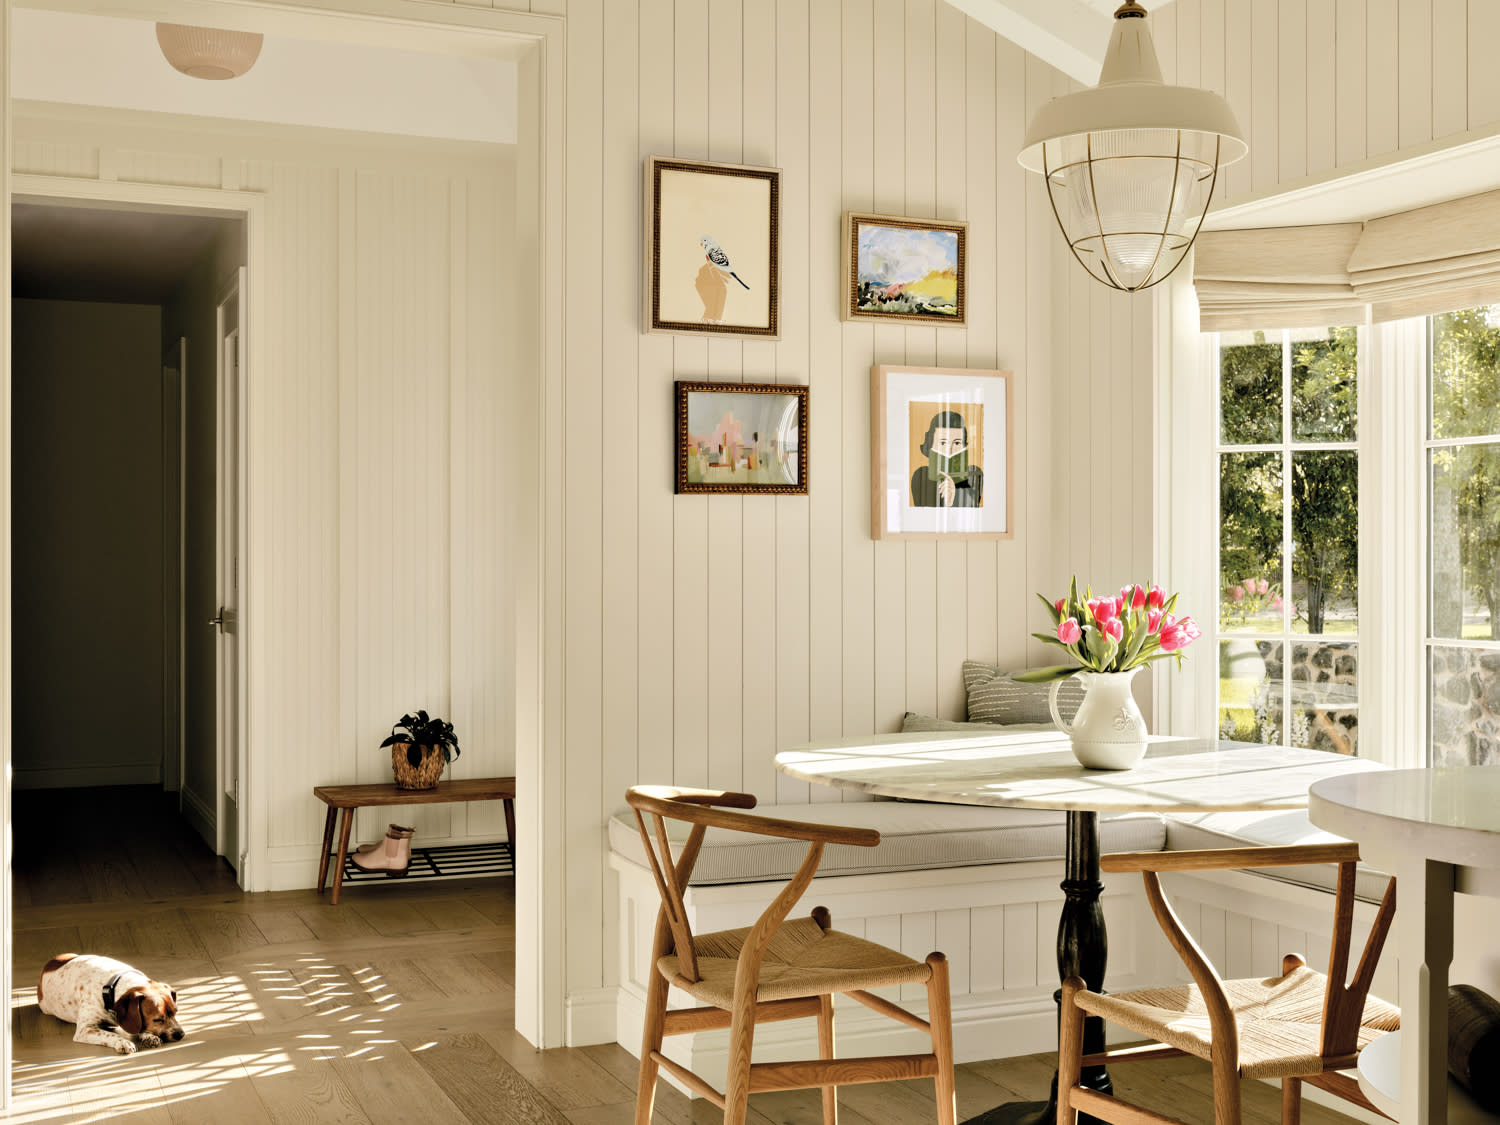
646,157,780,339
871,365,1012,539
843,212,967,325
675,381,808,495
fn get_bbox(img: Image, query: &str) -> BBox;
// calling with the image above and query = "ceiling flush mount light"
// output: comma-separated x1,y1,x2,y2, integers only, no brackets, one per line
155,23,264,81
1018,1,1247,293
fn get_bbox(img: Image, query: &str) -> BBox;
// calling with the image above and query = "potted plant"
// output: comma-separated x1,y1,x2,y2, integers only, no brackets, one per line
381,710,461,790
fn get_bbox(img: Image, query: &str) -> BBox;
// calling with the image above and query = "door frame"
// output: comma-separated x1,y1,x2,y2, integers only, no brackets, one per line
214,271,248,872
2,0,566,1109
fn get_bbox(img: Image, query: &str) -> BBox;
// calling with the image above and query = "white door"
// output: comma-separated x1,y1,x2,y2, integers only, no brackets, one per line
215,270,248,882
163,337,187,796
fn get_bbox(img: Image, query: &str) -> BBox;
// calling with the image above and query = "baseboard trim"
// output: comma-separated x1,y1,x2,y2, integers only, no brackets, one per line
566,987,619,1047
181,786,216,852
14,764,162,789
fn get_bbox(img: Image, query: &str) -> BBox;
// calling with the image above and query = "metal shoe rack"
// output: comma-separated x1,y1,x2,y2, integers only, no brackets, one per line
336,839,514,885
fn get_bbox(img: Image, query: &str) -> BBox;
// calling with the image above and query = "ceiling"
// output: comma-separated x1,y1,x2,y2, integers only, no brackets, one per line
12,201,241,303
945,0,1177,84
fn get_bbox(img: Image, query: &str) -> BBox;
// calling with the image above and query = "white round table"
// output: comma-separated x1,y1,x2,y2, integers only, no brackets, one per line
1311,767,1500,1125
775,729,1383,1125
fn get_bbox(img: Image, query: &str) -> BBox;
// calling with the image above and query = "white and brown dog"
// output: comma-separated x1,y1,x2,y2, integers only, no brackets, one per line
38,954,183,1054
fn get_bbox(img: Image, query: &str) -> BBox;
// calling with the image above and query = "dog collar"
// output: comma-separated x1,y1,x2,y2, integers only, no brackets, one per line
102,972,124,1011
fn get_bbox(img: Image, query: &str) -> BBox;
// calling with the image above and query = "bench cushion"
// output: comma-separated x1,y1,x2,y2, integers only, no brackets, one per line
610,801,1167,885
900,713,1057,734
1164,810,1391,904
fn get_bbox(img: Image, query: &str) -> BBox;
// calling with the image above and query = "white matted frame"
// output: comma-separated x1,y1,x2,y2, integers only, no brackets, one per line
871,364,1014,540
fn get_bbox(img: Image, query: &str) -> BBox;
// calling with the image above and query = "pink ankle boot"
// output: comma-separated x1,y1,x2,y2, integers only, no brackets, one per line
352,824,414,875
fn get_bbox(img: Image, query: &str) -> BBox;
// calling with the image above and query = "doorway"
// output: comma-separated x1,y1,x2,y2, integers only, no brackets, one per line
10,194,249,881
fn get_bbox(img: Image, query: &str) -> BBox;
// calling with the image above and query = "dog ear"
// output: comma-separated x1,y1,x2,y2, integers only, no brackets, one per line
165,989,178,1016
114,990,146,1035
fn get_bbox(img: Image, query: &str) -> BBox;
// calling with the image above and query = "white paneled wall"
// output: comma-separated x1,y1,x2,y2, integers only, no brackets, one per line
548,0,1156,1041
1156,0,1500,200
12,109,516,886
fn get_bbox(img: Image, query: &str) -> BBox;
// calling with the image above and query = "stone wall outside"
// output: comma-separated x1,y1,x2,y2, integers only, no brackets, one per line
1431,646,1500,766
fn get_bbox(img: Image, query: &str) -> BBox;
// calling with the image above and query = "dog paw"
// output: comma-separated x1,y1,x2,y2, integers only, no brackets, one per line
114,1040,137,1055
138,1034,162,1049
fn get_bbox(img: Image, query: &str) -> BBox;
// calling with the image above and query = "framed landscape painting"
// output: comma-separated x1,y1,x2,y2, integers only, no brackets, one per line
675,381,807,495
843,212,967,325
646,157,781,339
871,365,1011,539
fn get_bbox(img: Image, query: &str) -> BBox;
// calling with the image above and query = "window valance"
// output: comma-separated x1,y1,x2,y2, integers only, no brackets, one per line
1192,187,1500,330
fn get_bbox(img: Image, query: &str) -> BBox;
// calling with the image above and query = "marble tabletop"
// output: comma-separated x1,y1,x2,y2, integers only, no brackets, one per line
1310,767,1500,872
774,729,1385,814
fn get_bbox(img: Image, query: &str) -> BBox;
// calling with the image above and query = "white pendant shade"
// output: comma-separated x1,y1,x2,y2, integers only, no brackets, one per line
1018,2,1246,293
156,23,263,81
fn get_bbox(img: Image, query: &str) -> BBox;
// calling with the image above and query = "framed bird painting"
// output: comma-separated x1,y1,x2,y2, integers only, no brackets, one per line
645,156,781,338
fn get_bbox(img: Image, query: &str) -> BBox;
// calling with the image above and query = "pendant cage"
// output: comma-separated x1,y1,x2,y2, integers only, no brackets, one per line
1039,127,1224,293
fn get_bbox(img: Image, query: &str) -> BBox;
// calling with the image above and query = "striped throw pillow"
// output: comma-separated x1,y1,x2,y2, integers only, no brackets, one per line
900,712,1058,734
962,660,1084,725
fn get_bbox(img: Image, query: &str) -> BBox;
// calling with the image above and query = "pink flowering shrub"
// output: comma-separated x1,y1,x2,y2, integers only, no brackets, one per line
1220,574,1282,630
1016,578,1200,683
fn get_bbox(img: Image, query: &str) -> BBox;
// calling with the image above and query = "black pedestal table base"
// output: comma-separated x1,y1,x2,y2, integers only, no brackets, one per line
961,810,1111,1125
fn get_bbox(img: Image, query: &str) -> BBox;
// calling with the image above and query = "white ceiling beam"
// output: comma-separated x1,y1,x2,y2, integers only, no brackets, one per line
942,0,1115,86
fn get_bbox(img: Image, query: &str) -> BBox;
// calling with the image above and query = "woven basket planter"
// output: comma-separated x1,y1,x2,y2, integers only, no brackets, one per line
391,742,446,790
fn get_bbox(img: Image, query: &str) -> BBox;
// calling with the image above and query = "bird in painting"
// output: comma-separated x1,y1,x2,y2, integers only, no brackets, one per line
700,236,751,289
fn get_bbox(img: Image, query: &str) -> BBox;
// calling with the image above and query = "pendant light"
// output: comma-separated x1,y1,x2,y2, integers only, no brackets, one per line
156,23,264,81
1018,1,1247,293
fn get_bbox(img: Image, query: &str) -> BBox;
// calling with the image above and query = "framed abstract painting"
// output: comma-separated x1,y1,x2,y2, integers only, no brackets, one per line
870,365,1012,539
646,157,780,339
843,212,967,325
675,381,807,495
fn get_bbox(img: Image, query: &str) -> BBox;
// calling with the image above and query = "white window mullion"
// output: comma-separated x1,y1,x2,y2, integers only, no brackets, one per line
1280,330,1294,741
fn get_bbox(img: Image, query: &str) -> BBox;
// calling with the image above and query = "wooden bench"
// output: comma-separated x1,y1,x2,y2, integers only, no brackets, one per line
314,777,515,904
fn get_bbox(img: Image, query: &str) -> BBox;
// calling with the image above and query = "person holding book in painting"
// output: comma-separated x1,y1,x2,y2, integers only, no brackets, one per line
911,409,983,508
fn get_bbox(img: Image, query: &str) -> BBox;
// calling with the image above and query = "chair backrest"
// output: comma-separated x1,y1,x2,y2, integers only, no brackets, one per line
624,786,880,984
1319,859,1397,1058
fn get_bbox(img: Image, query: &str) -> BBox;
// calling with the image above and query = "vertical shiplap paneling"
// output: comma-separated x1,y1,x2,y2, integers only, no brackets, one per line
598,0,641,991
1196,0,1228,205
1153,3,1176,84
739,0,780,801
1365,0,1398,159
1469,0,1500,129
1249,0,1278,191
902,0,939,722
1430,0,1469,138
805,0,845,801
635,0,677,794
869,0,906,735
933,3,970,719
962,27,1002,676
842,0,879,752
1277,0,1307,184
995,38,1032,666
705,0,747,793
1305,0,1338,177
1333,0,1367,169
561,0,606,996
773,0,813,803
1397,0,1433,151
1222,0,1253,199
671,0,712,789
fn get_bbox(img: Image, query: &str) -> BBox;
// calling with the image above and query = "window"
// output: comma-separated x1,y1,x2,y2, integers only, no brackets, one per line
1428,306,1500,766
1215,328,1360,754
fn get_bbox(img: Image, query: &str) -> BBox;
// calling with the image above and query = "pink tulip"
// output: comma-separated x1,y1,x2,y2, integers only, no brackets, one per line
1271,594,1283,609
1147,585,1165,609
1087,597,1118,623
1101,617,1124,642
1158,613,1201,653
1257,578,1269,594
1120,584,1146,610
1146,609,1163,634
1231,585,1245,602
1057,618,1081,645
1055,598,1066,616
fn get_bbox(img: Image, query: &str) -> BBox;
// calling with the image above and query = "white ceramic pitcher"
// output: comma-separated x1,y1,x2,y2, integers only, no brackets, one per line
1047,668,1148,770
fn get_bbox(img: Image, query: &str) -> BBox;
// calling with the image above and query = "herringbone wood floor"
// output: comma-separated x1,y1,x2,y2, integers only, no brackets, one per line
6,788,1365,1124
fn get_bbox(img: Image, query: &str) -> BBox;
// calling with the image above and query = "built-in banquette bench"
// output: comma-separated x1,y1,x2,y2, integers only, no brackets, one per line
608,798,1396,1081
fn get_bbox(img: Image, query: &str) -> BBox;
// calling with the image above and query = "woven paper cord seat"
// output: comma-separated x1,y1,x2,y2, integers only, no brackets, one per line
1076,964,1400,1079
660,915,933,1007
